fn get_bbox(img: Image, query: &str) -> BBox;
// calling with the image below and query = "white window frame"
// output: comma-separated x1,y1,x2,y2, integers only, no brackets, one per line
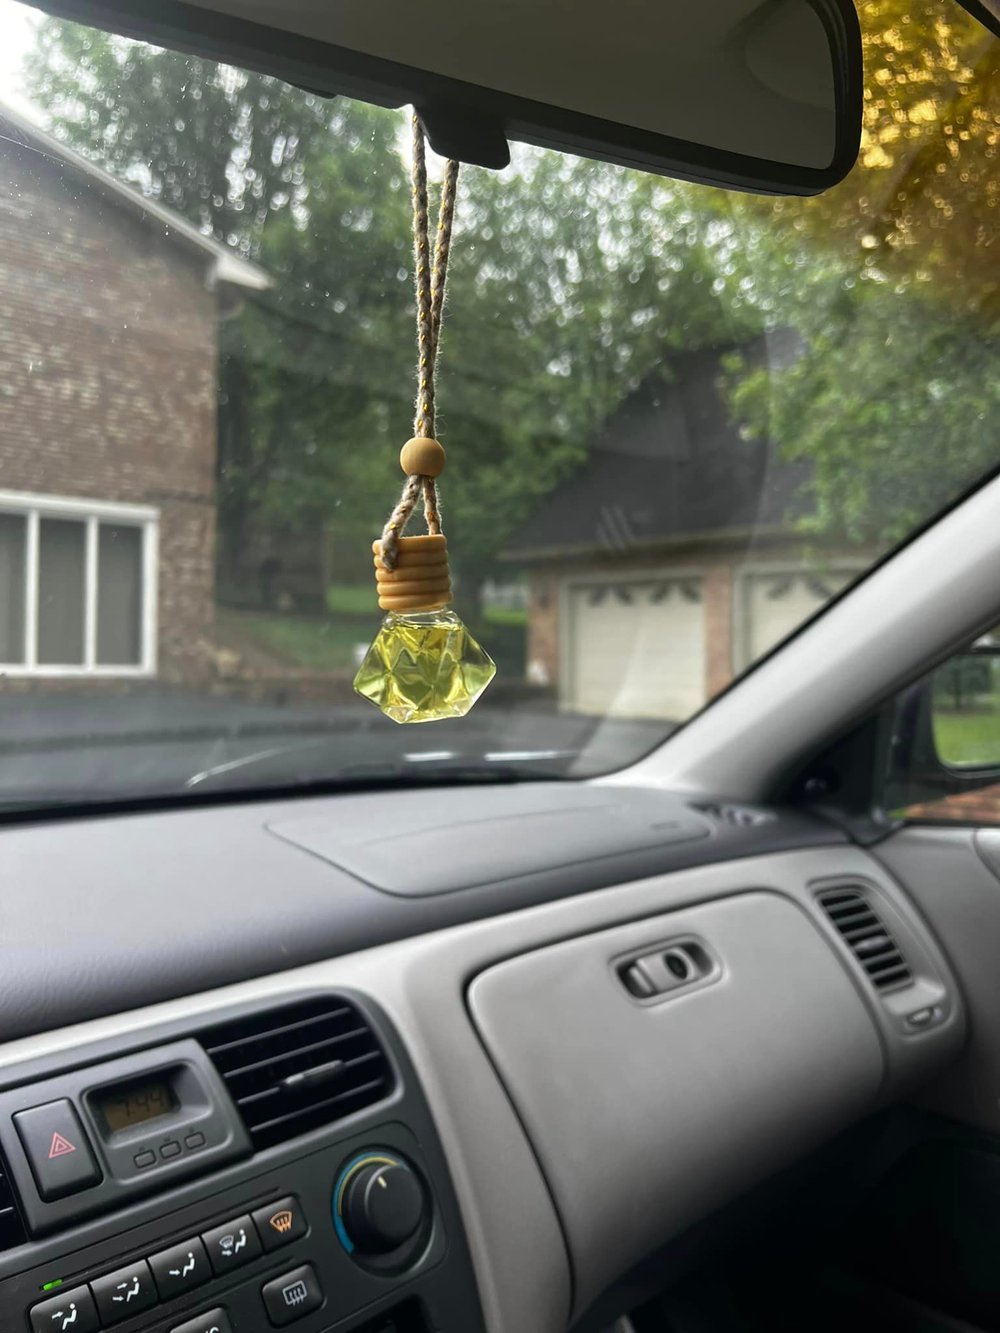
0,488,158,677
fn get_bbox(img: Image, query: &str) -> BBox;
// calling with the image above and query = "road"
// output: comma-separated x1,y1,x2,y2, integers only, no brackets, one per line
0,691,672,805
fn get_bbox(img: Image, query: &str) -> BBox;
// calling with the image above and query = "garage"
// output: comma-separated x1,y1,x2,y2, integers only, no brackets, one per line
738,568,857,669
565,577,705,720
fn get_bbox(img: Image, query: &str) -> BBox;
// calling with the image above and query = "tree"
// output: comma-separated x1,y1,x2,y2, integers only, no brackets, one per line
26,0,998,586
719,0,1000,546
27,21,416,591
25,18,750,597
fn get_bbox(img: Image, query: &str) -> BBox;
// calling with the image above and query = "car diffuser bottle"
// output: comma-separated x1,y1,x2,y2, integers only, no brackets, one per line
353,120,495,723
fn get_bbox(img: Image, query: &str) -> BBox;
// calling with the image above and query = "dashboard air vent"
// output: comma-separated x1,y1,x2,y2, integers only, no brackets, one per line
0,1147,27,1253
818,887,913,993
200,996,393,1150
691,802,775,828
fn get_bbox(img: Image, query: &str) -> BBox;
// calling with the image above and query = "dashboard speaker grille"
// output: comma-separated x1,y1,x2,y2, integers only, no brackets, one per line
200,996,394,1150
0,1147,27,1253
817,887,913,993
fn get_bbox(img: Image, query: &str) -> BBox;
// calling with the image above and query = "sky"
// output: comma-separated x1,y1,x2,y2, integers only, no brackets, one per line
0,0,44,119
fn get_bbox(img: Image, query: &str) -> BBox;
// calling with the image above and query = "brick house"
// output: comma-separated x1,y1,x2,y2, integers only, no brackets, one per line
504,335,870,721
0,104,268,685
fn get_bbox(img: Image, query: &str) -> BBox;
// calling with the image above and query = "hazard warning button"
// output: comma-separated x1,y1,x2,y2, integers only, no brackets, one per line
14,1100,102,1201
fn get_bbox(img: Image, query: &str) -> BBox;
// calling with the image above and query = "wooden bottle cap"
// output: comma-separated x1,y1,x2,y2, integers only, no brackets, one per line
373,534,452,611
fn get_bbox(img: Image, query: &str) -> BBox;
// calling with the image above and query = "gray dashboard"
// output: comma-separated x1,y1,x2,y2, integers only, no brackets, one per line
0,784,835,1041
0,778,971,1331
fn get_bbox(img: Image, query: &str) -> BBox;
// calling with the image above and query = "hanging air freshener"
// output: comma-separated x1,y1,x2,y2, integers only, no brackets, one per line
353,115,496,724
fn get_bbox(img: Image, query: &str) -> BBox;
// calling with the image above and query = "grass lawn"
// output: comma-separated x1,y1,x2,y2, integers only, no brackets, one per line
934,707,1000,766
239,612,369,672
326,583,375,616
484,604,527,627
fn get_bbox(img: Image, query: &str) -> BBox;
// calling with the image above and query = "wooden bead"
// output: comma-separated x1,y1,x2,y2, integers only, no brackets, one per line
400,437,446,477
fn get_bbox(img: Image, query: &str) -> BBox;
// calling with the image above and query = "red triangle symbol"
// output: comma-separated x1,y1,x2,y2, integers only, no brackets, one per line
48,1132,76,1159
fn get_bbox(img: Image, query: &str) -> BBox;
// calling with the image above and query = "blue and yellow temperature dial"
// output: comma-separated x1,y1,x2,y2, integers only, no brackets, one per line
332,1150,426,1258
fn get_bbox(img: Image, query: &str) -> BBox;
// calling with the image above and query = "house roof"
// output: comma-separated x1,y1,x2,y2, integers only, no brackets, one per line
0,102,270,299
504,332,812,562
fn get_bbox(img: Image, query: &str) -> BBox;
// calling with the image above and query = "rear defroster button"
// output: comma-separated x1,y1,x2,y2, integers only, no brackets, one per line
261,1264,323,1326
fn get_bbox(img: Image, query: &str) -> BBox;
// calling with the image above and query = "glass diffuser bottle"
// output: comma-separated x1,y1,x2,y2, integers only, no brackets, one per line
353,444,495,723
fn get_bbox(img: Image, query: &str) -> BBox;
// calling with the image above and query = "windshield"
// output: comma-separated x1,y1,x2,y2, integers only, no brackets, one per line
0,0,994,805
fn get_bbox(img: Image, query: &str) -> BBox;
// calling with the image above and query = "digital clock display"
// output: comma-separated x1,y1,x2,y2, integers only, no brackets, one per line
97,1077,177,1133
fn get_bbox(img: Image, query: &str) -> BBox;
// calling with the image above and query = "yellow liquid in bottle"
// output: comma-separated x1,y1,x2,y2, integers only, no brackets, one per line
353,609,496,723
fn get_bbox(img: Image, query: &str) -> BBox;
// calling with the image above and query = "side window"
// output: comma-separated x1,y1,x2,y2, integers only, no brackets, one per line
888,627,1000,825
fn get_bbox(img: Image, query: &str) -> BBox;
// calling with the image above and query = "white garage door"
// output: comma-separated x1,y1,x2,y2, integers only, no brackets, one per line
566,578,705,721
740,569,856,668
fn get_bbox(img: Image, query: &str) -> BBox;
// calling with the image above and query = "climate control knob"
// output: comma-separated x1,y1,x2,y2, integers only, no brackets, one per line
338,1156,426,1255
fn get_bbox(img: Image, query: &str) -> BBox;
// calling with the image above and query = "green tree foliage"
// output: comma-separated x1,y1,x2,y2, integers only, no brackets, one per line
24,0,1000,580
27,20,416,583
723,0,1000,544
25,20,748,595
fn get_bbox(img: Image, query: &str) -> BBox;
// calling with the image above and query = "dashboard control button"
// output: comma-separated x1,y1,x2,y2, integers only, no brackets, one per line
134,1150,157,1169
202,1213,262,1274
91,1261,157,1325
14,1100,102,1202
261,1264,323,1326
184,1131,207,1150
252,1196,308,1252
159,1139,182,1159
29,1285,100,1333
170,1310,233,1333
149,1236,211,1301
343,1159,426,1254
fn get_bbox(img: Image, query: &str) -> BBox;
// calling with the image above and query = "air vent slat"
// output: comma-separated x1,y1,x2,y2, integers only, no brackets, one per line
818,887,913,995
691,801,776,827
842,924,886,942
200,997,394,1151
235,1050,384,1109
248,1076,390,1140
203,1005,354,1058
222,1027,370,1081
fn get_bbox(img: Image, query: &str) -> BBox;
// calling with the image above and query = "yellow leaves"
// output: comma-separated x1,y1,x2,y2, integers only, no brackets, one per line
907,98,939,124
862,143,894,169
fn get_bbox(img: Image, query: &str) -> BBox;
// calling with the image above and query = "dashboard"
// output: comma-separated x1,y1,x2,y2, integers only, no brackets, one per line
0,783,978,1331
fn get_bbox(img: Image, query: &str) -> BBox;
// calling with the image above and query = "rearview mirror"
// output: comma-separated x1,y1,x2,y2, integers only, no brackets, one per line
43,0,862,193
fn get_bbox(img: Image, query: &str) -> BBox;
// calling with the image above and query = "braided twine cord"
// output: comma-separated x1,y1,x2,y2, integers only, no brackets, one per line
379,114,460,570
